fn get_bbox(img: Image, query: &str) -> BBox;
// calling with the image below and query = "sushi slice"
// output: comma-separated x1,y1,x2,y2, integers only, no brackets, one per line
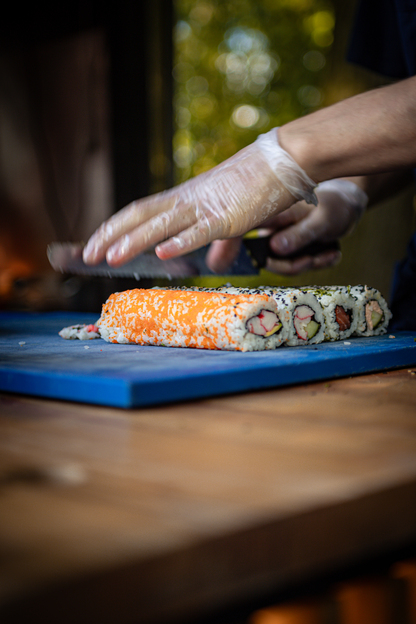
350,285,392,336
97,288,284,351
302,286,358,341
259,287,325,346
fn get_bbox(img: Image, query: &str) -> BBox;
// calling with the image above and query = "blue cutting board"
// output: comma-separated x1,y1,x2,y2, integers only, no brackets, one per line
0,311,415,408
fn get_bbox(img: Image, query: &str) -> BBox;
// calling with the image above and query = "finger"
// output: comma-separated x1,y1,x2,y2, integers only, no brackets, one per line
106,201,198,266
83,192,175,265
311,249,342,269
266,249,342,276
269,207,327,255
156,214,224,259
205,238,243,273
266,255,315,276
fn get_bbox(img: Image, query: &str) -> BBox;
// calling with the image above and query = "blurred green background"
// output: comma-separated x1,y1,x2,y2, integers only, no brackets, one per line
170,0,415,299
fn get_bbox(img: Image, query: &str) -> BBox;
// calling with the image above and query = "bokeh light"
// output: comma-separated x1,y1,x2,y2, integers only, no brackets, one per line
173,0,334,182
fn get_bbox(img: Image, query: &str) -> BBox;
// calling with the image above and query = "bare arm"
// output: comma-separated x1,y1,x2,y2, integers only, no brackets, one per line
279,76,416,182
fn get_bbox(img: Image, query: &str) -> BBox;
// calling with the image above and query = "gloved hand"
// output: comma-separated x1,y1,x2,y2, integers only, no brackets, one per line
206,179,368,275
83,129,317,266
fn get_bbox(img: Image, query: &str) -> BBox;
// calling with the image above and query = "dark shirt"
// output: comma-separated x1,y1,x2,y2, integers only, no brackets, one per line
348,0,416,330
348,0,416,79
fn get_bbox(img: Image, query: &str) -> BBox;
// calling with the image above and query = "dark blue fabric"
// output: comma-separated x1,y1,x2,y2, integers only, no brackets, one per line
348,0,416,78
348,0,416,330
390,233,416,330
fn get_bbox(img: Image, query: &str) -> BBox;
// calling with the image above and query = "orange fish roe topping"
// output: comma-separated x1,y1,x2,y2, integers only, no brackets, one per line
97,288,279,351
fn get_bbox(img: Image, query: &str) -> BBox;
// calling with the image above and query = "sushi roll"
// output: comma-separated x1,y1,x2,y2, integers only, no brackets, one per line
350,285,392,336
97,288,284,351
301,286,358,341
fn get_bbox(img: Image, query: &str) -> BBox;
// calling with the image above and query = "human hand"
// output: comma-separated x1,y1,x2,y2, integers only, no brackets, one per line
83,129,317,266
206,179,368,275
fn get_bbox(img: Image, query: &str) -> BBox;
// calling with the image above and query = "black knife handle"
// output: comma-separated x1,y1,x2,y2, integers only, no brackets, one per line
243,235,340,269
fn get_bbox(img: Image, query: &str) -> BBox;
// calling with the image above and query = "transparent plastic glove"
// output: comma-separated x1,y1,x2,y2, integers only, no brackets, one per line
206,179,368,275
83,129,317,266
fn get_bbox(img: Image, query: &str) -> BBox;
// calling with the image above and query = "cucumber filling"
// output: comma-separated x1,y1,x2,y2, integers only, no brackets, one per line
365,300,383,330
371,311,382,328
306,320,320,339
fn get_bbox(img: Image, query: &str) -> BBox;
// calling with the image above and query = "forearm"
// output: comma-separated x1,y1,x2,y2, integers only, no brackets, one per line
279,76,416,183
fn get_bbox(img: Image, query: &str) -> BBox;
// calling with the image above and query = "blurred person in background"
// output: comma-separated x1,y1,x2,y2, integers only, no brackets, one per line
83,0,416,330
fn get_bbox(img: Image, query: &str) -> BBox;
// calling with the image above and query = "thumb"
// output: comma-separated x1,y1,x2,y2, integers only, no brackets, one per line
205,237,242,273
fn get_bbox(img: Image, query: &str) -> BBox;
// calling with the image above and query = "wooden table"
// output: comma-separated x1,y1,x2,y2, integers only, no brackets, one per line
1,368,416,623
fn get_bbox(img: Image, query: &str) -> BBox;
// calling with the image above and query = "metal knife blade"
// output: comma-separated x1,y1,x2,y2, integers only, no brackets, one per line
47,242,259,279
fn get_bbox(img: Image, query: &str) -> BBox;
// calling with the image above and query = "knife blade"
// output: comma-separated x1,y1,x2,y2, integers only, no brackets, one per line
47,242,258,278
47,239,340,279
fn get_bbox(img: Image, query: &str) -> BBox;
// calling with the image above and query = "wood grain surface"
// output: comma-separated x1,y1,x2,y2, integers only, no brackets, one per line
1,368,416,623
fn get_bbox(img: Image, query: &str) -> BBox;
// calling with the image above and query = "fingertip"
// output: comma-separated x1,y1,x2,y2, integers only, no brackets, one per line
155,240,182,260
83,239,101,265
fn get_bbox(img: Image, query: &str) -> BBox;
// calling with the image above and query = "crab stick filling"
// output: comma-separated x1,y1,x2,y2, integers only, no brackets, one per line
335,305,351,332
365,299,383,330
246,310,282,337
294,305,320,341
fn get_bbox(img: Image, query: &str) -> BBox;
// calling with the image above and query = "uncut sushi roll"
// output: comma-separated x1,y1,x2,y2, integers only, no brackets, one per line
97,288,284,352
350,285,392,336
302,286,358,341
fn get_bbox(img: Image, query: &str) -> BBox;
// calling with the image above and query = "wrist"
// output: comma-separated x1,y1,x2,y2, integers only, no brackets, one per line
255,129,318,205
277,124,325,183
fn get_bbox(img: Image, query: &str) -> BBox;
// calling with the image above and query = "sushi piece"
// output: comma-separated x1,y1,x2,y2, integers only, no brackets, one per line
59,323,100,340
301,286,358,341
97,288,284,351
350,285,392,336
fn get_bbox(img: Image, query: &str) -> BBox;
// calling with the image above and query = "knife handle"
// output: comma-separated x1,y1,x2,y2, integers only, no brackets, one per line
242,235,340,269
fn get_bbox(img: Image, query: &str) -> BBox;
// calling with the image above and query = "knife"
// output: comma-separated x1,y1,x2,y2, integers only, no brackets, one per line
47,239,340,279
